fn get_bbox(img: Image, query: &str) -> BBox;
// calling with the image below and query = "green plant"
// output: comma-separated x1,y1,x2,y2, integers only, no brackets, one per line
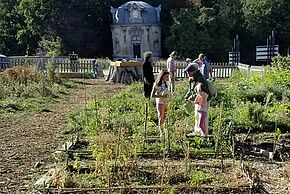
82,72,95,79
46,63,61,84
169,187,175,194
188,169,214,186
39,36,63,57
272,56,290,70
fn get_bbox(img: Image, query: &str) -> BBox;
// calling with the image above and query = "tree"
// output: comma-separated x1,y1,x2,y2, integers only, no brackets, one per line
16,0,120,57
241,0,290,55
166,7,231,61
17,0,62,55
37,36,63,57
0,0,25,55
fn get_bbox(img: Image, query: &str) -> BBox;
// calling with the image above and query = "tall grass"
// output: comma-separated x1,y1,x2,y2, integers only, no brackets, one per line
0,64,75,113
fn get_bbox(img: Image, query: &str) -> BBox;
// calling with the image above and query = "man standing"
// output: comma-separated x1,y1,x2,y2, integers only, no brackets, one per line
92,59,99,78
202,56,213,79
167,51,178,92
194,53,212,79
193,53,205,72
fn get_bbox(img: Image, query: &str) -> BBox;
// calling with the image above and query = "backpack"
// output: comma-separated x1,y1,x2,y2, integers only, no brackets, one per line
206,79,217,100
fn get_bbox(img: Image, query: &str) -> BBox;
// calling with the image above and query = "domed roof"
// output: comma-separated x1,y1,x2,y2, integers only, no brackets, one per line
119,1,152,9
110,1,161,25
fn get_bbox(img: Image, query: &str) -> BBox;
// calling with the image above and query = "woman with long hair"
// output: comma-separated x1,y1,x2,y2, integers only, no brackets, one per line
151,69,170,137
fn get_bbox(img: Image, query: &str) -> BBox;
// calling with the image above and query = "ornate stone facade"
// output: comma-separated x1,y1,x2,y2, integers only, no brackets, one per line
110,1,161,60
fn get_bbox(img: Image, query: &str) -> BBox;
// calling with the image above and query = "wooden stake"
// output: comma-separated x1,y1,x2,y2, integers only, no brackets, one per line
166,110,170,155
215,102,223,158
232,135,235,164
143,102,148,149
114,125,122,169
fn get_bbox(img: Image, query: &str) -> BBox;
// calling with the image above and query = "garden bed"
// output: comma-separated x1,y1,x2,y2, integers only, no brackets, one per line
44,158,253,194
36,59,290,194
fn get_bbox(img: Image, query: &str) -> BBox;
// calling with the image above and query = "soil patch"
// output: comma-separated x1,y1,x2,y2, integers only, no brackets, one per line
0,79,124,193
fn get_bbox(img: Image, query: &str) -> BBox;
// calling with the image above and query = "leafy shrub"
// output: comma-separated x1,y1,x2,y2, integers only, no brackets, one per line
272,56,290,70
46,63,61,84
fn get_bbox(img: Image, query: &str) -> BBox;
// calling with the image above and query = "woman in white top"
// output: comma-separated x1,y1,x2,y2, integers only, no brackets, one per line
151,69,170,137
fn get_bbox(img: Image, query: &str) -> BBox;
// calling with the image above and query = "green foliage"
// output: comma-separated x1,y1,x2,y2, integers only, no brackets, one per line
60,61,290,189
1,0,290,61
241,0,290,38
167,7,231,60
272,56,290,70
209,59,290,132
38,36,63,57
46,63,61,84
0,0,25,54
188,169,214,185
169,187,175,194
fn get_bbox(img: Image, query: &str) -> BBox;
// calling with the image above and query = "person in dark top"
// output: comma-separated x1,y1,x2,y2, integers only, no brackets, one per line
143,52,155,98
92,59,99,78
184,62,211,101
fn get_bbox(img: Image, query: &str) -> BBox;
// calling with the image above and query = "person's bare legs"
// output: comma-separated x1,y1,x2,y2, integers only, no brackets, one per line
199,111,208,136
157,103,168,137
170,74,175,92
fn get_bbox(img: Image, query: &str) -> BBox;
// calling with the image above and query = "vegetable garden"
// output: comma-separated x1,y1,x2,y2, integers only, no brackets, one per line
37,57,290,194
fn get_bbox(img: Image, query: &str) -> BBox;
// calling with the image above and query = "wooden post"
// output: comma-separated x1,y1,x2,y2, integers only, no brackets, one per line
232,135,235,164
221,136,224,172
95,95,98,125
65,143,68,168
143,102,148,149
186,141,190,172
165,110,169,155
215,102,223,158
162,133,166,185
114,125,122,169
272,118,278,161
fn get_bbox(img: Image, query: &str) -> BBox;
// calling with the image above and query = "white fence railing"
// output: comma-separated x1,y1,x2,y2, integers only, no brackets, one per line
0,56,266,77
237,63,265,73
0,56,96,73
153,61,237,78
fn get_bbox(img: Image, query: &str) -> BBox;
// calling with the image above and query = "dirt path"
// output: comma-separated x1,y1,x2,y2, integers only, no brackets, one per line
0,79,124,193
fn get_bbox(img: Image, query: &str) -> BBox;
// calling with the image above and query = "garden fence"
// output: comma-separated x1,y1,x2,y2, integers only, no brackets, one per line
0,56,264,78
237,63,265,73
0,56,95,73
154,61,237,78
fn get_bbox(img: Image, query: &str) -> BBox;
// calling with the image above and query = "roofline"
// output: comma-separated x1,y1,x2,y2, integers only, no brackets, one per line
111,23,161,27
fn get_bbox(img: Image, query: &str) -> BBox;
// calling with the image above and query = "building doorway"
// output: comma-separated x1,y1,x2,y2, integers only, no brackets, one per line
133,43,141,58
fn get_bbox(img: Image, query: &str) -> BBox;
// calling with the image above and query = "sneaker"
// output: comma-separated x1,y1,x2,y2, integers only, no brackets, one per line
187,131,201,137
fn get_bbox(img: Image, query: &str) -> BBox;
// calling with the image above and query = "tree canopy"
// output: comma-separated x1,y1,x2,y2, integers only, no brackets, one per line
0,0,290,62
